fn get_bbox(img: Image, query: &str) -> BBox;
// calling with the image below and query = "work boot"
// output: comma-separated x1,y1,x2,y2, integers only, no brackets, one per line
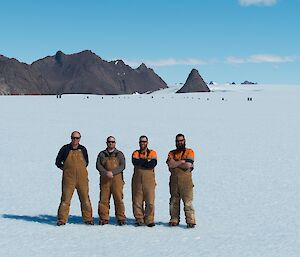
135,221,145,226
147,223,155,227
57,221,66,226
187,223,196,228
85,220,94,225
169,221,179,226
118,220,126,226
99,219,109,225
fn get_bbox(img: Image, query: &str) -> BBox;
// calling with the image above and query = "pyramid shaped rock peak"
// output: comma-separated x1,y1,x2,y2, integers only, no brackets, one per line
137,63,148,70
177,69,210,93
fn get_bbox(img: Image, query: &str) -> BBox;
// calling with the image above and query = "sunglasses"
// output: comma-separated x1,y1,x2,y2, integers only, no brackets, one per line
107,141,115,143
71,137,81,140
176,139,185,143
139,141,148,143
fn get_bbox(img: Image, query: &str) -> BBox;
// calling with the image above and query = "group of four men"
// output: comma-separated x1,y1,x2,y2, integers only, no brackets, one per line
55,131,196,228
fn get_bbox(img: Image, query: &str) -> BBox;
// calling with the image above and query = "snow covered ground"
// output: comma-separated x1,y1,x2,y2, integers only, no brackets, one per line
0,84,299,257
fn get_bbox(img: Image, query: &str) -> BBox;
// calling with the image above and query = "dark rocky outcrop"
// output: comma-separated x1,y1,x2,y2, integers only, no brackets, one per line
241,80,257,85
0,50,167,95
177,69,210,93
0,55,50,94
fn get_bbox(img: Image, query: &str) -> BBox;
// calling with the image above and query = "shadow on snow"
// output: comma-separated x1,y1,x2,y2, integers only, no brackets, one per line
1,214,178,227
2,214,80,226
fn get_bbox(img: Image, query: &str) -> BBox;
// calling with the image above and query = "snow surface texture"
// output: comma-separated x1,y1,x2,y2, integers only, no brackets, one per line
0,85,299,257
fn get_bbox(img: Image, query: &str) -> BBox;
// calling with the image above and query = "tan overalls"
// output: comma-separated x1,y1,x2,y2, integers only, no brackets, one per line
168,148,196,225
57,149,93,223
132,149,157,225
98,155,126,222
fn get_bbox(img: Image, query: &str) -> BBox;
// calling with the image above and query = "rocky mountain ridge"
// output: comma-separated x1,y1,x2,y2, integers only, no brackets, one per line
0,50,167,95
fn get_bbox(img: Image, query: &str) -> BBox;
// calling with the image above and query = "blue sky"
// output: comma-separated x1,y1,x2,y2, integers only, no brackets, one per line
1,0,299,85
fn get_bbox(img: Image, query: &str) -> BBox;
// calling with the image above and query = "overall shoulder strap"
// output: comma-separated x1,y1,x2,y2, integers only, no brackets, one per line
181,149,186,159
172,149,186,160
147,149,151,158
138,149,150,158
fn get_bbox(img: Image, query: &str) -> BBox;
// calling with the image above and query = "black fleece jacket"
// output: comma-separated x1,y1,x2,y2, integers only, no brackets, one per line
55,143,89,169
132,158,157,169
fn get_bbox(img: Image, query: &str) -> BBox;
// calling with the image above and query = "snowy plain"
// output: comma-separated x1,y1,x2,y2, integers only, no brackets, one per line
0,84,299,257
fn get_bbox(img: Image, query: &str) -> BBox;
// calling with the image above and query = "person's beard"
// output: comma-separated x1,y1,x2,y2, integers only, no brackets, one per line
140,144,147,151
176,143,186,150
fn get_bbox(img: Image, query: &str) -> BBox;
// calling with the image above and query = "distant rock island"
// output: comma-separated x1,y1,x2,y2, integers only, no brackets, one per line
0,50,167,95
241,80,257,85
177,69,210,93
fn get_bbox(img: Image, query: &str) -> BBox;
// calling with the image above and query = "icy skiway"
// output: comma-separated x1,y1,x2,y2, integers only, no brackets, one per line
0,84,299,257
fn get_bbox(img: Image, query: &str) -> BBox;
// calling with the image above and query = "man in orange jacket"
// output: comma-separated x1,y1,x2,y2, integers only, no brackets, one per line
166,134,196,228
131,135,157,227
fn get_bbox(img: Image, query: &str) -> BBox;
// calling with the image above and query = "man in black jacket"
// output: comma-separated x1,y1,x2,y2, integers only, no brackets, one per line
55,131,94,226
